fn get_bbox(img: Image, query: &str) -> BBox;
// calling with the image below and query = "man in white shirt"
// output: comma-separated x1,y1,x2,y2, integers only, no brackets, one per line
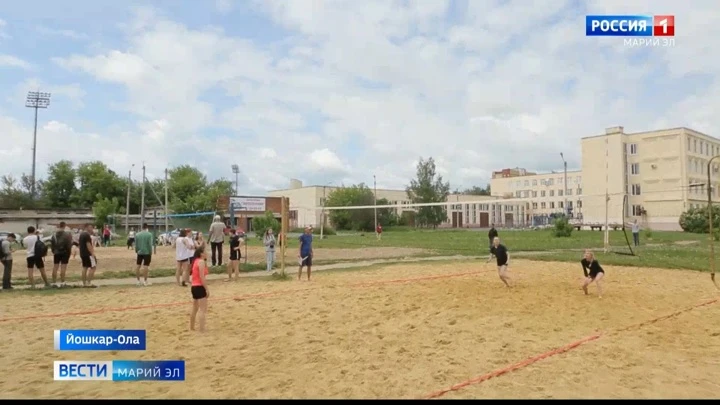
23,226,50,288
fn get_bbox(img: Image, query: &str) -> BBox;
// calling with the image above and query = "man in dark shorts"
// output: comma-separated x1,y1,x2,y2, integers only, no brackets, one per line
488,224,498,251
488,236,511,288
1,233,16,290
297,226,314,281
23,226,50,289
51,221,73,287
78,224,98,287
134,223,153,286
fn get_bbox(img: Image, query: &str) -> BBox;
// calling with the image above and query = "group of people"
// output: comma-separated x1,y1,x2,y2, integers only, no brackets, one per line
486,224,604,298
0,222,106,290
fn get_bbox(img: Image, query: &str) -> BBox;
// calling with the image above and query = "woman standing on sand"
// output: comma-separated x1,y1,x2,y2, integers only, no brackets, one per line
580,250,605,298
190,245,209,332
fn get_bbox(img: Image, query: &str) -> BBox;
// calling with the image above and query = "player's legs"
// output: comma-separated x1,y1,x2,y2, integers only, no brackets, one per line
36,257,49,287
135,255,143,285
52,255,61,284
141,255,151,285
497,265,510,287
593,272,604,298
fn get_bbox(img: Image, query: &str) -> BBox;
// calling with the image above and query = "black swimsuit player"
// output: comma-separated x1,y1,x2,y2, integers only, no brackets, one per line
581,258,604,279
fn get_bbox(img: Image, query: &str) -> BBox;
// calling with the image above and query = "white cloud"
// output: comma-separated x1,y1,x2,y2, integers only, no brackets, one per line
11,78,86,109
0,54,32,69
1,1,717,197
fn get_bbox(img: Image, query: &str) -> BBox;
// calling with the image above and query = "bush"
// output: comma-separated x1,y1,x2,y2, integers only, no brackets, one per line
678,205,720,233
253,211,280,235
643,227,653,240
552,216,573,237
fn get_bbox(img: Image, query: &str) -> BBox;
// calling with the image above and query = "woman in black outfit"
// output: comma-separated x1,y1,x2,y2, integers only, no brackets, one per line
581,250,604,298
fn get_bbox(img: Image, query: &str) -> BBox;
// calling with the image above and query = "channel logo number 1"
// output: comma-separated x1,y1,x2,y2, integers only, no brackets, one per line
653,15,674,36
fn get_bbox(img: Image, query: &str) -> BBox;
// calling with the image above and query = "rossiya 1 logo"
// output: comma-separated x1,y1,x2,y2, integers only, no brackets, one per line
585,15,675,48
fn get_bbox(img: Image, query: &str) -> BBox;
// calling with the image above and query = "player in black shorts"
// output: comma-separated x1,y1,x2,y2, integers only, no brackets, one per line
226,229,241,281
488,236,511,288
581,250,604,298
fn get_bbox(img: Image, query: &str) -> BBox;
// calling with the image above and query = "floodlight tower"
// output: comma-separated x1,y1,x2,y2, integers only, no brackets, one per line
25,91,52,198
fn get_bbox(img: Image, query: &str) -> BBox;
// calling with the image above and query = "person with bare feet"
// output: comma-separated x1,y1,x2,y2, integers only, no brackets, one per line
190,245,209,332
78,224,98,288
488,236,511,288
581,250,604,298
297,226,314,281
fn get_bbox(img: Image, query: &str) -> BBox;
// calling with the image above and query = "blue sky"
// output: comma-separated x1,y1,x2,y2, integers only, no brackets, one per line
1,0,718,199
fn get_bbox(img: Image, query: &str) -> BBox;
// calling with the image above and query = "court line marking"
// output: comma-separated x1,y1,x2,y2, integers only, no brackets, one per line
421,297,719,399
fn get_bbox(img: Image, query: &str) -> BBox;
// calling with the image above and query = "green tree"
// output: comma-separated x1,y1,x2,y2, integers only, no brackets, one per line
43,160,77,208
462,184,491,196
376,197,399,227
326,184,376,231
253,210,280,235
92,197,121,228
167,166,208,212
73,161,125,208
0,174,38,209
406,157,450,228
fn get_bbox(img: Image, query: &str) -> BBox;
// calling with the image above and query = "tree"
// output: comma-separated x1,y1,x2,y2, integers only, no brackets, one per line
253,210,280,235
43,160,77,208
0,174,37,209
73,161,125,208
167,166,209,212
376,198,399,227
406,157,450,228
92,197,121,228
462,185,491,196
326,184,376,231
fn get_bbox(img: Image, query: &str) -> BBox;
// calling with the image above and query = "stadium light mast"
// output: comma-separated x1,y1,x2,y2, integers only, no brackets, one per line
125,164,135,234
231,164,239,196
25,91,51,198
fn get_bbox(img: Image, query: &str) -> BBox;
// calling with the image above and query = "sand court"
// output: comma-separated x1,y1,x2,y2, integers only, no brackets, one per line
0,260,718,399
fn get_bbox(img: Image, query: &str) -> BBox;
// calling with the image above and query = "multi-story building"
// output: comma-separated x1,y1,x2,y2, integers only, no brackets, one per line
490,168,583,225
267,180,527,229
492,126,719,231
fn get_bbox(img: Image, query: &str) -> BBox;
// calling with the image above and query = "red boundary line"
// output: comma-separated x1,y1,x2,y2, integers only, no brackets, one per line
421,297,720,399
0,270,482,323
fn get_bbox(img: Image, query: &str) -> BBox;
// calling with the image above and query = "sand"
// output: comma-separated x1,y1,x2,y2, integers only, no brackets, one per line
0,259,718,399
7,245,429,280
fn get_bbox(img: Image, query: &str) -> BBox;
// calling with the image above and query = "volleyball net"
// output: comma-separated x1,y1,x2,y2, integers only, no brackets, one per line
284,195,638,255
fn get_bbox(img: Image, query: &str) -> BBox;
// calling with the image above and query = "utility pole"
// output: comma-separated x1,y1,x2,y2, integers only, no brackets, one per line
164,168,169,234
604,140,609,253
373,175,378,232
140,163,146,229
560,153,568,217
125,164,135,234
231,164,239,195
320,186,327,239
25,91,51,199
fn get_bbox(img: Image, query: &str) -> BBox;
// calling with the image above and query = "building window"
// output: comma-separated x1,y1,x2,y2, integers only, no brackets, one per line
631,184,641,195
577,200,583,208
532,191,537,197
558,190,564,197
687,138,691,151
541,202,546,209
532,202,538,209
694,139,698,153
548,178,554,185
550,202,555,209
577,188,582,195
568,201,573,208
629,143,638,155
516,191,521,197
524,180,529,186
550,190,555,197
532,180,537,186
558,178,563,184
632,205,643,217
559,201,564,209
631,163,640,175
567,189,573,196
541,191,546,197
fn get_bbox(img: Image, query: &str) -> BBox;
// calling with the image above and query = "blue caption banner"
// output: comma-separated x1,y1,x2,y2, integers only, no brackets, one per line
54,360,185,381
54,329,146,351
585,15,653,37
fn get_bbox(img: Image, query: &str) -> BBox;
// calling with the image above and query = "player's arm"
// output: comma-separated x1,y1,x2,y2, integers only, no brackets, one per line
87,239,95,257
581,261,589,278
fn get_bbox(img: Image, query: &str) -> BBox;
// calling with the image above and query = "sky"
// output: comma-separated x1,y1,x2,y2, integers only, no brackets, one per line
0,0,718,196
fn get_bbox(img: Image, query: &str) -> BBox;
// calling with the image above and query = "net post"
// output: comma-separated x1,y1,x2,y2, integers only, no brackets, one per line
280,197,288,276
